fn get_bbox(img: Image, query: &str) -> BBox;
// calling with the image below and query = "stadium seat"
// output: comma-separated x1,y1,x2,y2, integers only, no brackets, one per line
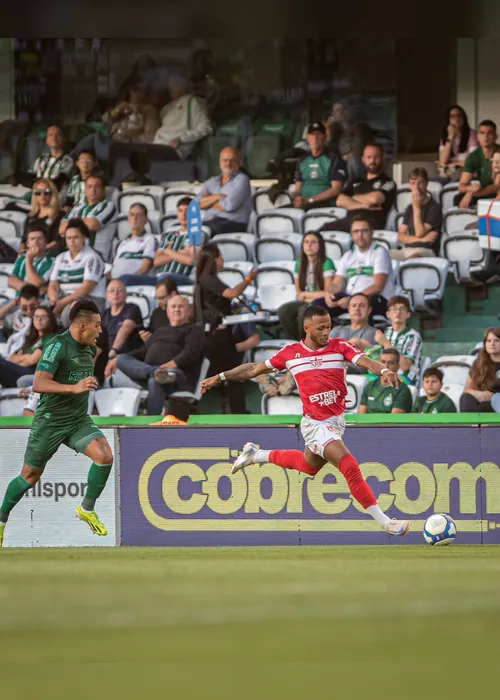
431,355,474,386
423,383,463,411
408,384,418,406
324,238,344,262
0,389,26,416
255,207,304,235
394,211,404,231
169,357,211,404
116,188,162,214
443,233,487,283
254,237,298,263
256,262,295,289
395,185,412,213
345,376,368,414
94,223,118,263
218,262,254,289
398,258,450,312
258,284,297,313
0,270,10,289
373,230,399,249
211,234,253,262
261,391,302,415
418,356,432,387
0,263,14,275
427,181,443,203
125,286,157,323
162,189,197,214
0,211,27,240
302,208,348,233
252,188,292,214
94,388,141,417
245,133,281,178
249,339,296,364
440,183,460,212
443,208,478,234
320,230,352,254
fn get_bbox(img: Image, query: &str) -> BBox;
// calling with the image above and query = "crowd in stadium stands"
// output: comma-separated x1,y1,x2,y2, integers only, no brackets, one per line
2,89,500,420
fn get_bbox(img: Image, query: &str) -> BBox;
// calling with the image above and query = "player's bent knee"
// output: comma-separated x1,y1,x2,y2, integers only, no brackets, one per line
21,464,42,485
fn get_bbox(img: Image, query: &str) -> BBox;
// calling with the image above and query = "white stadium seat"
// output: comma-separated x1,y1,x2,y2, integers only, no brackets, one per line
252,188,292,213
261,392,302,415
125,285,157,323
324,239,344,261
427,181,443,203
249,339,296,364
440,183,459,212
0,388,27,416
418,356,432,387
116,188,162,214
373,230,399,249
345,376,368,414
443,208,478,234
218,261,254,288
169,357,211,403
320,230,352,254
162,189,197,213
398,257,449,310
258,284,297,312
431,355,474,387
256,262,295,288
212,236,252,262
0,212,25,242
254,237,297,263
442,232,487,282
395,185,412,213
255,207,304,235
94,388,141,417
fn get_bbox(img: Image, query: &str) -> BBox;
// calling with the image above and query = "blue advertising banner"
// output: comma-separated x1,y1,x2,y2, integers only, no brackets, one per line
119,426,500,546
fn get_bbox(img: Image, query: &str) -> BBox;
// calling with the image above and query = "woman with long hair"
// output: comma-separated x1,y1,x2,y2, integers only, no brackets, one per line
460,328,500,412
0,306,58,388
277,231,336,340
438,105,478,178
195,242,256,413
21,178,64,255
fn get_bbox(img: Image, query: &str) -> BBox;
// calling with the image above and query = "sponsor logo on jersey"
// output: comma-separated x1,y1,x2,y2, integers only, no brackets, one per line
309,389,341,406
68,370,92,382
311,357,323,368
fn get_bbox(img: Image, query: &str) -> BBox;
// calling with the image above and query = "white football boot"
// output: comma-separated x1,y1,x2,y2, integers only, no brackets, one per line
231,442,260,474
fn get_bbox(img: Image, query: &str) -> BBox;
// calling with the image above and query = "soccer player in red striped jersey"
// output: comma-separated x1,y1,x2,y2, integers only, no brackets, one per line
201,305,411,535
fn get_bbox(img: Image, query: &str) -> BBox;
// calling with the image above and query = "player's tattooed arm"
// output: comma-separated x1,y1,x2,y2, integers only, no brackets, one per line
200,362,273,393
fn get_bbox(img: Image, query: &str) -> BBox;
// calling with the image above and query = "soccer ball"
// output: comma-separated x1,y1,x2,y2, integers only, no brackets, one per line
423,513,457,545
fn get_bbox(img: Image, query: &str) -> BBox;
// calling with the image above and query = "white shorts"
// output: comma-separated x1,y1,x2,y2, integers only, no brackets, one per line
300,414,346,458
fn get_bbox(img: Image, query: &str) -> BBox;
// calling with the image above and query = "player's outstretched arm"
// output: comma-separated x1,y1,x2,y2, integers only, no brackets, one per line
33,371,99,395
200,361,273,394
355,356,401,387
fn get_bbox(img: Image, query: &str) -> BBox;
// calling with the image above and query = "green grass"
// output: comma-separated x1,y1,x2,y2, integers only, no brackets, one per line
1,546,499,699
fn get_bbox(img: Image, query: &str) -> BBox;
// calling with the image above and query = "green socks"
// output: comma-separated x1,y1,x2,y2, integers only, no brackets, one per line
81,463,112,512
0,475,32,523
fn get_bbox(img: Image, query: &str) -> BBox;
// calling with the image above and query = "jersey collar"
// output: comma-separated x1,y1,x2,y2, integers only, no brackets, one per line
299,339,328,352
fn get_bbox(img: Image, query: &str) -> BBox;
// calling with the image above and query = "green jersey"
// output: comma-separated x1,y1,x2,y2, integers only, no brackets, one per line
11,253,53,286
34,330,96,428
413,393,457,414
159,230,193,276
361,378,413,414
296,151,346,204
462,145,500,188
383,325,422,384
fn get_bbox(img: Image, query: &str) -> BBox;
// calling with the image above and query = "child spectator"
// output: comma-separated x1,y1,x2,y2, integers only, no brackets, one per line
413,368,457,414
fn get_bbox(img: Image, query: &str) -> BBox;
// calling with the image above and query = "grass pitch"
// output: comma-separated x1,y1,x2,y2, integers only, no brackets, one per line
1,546,499,699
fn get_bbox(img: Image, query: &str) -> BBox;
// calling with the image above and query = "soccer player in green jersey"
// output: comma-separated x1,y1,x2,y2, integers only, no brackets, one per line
0,299,113,547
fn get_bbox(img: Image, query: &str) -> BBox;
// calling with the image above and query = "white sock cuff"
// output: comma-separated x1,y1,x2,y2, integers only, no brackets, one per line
254,449,271,463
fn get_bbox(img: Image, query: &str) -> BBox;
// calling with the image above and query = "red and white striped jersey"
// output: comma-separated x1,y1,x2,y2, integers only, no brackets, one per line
265,339,364,420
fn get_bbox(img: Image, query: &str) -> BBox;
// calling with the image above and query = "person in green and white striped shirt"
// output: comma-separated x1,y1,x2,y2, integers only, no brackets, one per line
373,295,422,384
8,224,53,296
65,151,98,208
60,174,116,245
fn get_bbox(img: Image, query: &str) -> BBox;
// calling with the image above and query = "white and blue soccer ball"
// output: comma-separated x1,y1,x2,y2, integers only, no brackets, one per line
423,513,457,545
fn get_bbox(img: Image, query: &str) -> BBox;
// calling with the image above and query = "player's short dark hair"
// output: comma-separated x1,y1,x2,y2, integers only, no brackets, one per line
65,218,90,238
69,298,100,323
129,202,148,216
479,119,497,131
423,367,444,383
156,277,178,295
177,196,193,208
25,221,49,243
380,347,400,360
350,214,374,232
387,295,411,312
303,305,330,323
19,284,40,300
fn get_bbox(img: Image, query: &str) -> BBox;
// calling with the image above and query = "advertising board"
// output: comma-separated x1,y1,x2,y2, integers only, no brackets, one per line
119,426,500,546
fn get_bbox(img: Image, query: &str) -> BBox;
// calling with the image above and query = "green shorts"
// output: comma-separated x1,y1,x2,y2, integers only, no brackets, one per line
24,415,105,471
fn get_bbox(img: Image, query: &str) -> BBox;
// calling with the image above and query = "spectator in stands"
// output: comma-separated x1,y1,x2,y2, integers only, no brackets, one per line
196,148,252,236
278,232,336,340
456,120,500,209
359,348,413,414
0,284,39,346
22,124,74,190
325,101,373,180
117,294,204,415
293,122,346,210
154,197,198,284
139,279,178,344
20,179,64,255
195,243,256,413
0,306,58,388
59,174,116,246
48,219,106,323
413,368,457,413
8,225,53,295
392,168,442,260
460,327,500,412
65,151,98,209
111,203,157,281
327,215,394,318
100,280,144,379
438,105,478,179
369,295,422,385
102,80,159,145
153,75,212,159
321,143,396,232
329,293,377,347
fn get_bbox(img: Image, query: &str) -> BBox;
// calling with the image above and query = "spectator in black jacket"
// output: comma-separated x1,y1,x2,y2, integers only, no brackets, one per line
138,278,178,344
116,294,204,414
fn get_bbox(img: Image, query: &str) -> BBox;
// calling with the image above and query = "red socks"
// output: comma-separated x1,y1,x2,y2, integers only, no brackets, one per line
338,454,376,508
269,450,321,476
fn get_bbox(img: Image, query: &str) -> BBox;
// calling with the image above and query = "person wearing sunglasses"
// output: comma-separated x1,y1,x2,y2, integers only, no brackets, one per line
20,179,64,255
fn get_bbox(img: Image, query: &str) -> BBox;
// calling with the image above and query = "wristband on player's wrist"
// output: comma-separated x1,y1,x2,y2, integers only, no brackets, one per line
219,372,226,381
381,367,390,375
